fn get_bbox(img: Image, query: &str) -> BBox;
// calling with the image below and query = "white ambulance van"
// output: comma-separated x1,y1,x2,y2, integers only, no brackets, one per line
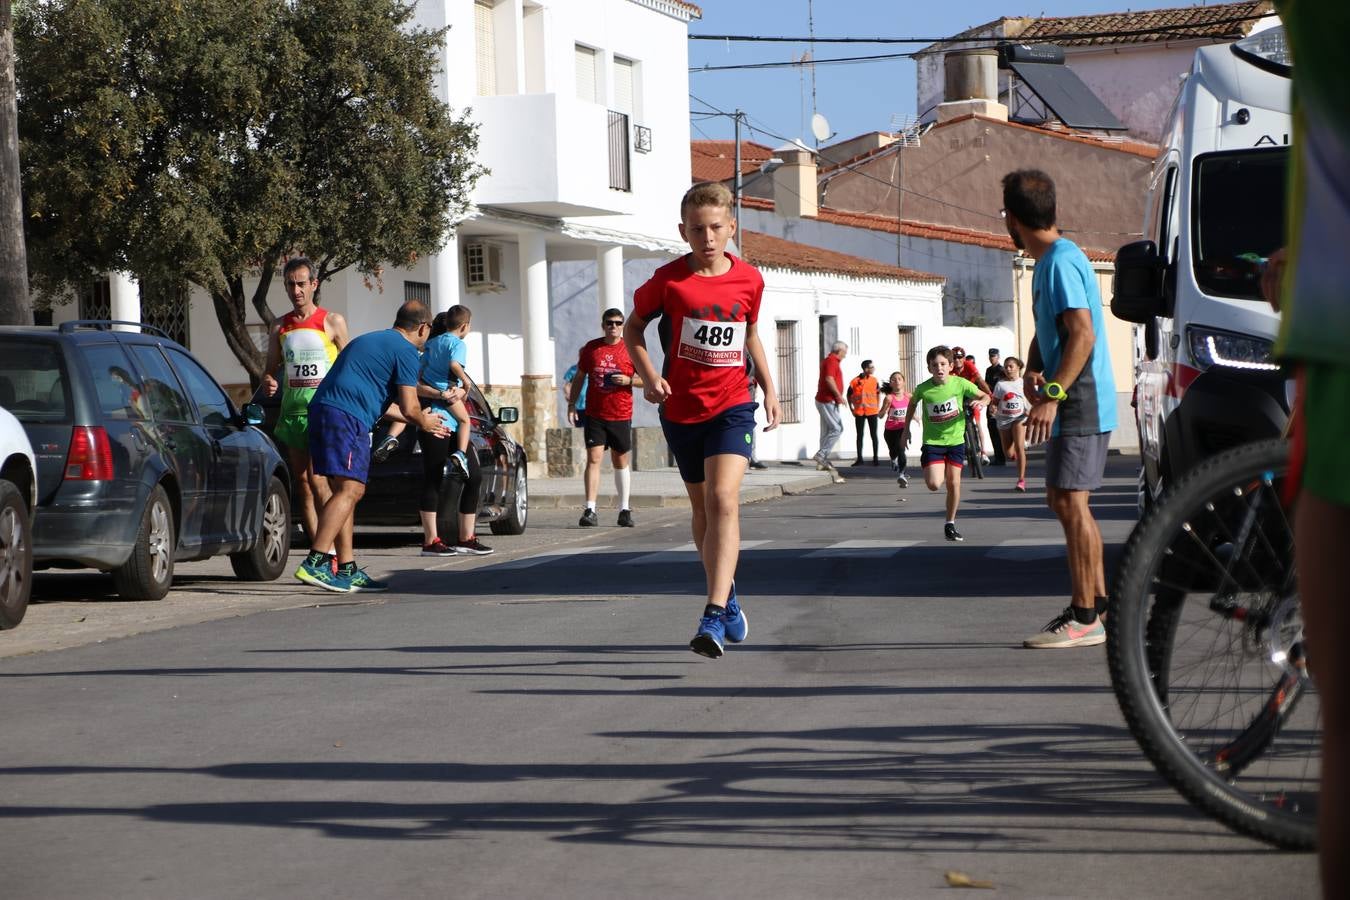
1112,23,1292,506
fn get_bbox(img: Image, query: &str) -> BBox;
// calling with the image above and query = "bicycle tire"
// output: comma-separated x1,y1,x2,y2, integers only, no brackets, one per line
964,414,984,479
1107,438,1318,850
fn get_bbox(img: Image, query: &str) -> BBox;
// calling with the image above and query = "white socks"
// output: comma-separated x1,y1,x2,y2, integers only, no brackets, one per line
585,500,596,512
614,467,631,511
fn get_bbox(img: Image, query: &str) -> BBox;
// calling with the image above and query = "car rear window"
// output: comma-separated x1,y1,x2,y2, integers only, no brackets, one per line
0,339,71,423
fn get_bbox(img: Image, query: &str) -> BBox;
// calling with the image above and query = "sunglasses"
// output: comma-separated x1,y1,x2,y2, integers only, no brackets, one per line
604,320,624,327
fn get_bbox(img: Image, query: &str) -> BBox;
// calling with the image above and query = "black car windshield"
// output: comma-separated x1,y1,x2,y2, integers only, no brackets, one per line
1191,148,1288,301
0,339,70,423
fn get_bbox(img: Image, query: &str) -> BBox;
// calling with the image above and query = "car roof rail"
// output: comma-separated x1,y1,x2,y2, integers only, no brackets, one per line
58,319,173,340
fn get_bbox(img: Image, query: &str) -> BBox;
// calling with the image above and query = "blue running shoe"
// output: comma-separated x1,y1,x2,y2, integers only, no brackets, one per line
723,583,748,644
448,450,470,480
295,559,352,593
346,567,388,592
690,606,727,659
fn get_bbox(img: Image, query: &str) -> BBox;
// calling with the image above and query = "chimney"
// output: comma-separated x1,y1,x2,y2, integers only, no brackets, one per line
937,49,1007,123
771,140,818,219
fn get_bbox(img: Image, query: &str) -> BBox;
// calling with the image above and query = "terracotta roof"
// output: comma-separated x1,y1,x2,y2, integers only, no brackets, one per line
938,115,1159,159
1013,1,1273,47
739,231,945,283
691,140,778,183
671,1,702,17
917,2,1272,54
739,196,1116,262
817,115,1157,177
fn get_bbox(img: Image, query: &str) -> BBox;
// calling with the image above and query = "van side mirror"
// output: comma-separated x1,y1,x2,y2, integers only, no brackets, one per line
243,403,265,426
1112,240,1169,323
496,407,519,425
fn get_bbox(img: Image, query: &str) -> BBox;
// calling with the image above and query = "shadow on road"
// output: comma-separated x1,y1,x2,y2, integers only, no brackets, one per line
0,719,1274,852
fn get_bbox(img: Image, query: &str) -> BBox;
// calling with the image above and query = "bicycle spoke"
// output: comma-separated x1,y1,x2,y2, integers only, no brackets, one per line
1109,440,1318,848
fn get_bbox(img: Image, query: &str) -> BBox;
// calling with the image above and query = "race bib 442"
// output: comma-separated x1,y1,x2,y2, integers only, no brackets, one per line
677,317,746,367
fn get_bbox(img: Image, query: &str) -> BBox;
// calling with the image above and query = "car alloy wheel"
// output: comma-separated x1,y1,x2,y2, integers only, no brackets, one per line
260,489,288,570
147,499,173,586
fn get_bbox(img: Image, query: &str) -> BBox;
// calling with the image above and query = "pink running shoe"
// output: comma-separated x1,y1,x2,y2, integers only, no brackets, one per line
1015,478,1026,492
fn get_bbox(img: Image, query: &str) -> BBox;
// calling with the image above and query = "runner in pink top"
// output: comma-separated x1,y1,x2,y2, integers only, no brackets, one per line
881,371,911,488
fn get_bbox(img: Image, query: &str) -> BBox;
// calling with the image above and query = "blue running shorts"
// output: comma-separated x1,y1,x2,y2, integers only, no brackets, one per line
661,402,757,484
920,443,966,469
309,402,371,483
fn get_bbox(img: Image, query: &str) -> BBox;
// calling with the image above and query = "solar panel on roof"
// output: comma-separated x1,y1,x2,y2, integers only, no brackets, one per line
1007,60,1126,131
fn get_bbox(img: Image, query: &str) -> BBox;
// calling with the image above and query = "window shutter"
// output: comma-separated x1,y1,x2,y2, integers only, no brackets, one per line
575,45,598,103
475,1,496,97
613,57,634,115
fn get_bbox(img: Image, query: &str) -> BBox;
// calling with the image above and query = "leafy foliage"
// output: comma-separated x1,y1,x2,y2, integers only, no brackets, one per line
16,0,481,379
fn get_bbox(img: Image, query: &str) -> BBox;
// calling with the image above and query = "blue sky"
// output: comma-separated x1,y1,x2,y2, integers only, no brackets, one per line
688,1,1218,146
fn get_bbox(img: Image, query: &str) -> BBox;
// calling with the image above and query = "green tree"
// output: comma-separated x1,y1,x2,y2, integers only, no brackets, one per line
16,0,481,381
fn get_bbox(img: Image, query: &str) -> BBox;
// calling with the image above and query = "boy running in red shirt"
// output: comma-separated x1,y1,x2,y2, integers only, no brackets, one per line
625,182,781,659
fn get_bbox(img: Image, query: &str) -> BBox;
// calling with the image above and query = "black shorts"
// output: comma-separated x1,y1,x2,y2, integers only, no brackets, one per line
662,402,757,484
584,416,632,453
920,443,966,469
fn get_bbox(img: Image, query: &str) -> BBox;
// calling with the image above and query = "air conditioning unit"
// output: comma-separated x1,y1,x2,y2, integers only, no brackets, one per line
463,241,506,293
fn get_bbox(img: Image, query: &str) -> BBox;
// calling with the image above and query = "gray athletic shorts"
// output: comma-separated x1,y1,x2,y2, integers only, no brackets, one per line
1045,431,1111,491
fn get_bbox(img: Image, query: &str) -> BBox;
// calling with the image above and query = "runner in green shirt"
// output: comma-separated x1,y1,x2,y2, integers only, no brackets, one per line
903,345,990,541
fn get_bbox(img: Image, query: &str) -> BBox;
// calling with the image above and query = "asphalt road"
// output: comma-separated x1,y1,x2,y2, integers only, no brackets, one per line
0,456,1319,898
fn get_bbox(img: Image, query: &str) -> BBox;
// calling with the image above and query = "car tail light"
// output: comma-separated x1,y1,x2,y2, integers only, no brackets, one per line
65,426,115,481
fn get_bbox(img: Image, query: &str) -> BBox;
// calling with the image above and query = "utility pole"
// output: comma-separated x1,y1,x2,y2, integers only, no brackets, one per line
0,0,30,324
733,109,743,233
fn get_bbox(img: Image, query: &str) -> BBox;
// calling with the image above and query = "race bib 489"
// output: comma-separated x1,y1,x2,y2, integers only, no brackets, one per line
677,317,746,367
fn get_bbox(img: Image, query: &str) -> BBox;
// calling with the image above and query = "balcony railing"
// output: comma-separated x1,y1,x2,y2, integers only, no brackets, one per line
607,110,631,192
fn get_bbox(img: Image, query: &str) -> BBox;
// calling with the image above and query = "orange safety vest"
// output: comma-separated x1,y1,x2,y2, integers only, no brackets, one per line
847,374,880,416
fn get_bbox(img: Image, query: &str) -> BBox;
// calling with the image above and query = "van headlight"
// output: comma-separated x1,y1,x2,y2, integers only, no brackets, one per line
1188,327,1280,371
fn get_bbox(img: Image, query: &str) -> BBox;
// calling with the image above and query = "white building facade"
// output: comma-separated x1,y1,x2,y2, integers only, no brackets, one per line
52,0,703,464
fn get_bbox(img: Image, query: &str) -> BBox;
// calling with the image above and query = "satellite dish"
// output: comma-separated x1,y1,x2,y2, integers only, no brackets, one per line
811,113,832,143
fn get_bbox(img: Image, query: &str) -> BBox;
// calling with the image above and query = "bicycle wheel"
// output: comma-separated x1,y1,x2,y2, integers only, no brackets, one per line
1108,438,1318,850
963,414,984,479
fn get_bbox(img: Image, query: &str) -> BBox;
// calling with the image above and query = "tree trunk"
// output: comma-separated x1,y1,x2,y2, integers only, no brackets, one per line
249,258,277,331
207,275,266,387
0,1,31,325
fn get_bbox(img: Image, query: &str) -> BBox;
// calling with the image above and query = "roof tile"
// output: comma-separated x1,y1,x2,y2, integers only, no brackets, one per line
739,230,945,283
739,197,1116,262
691,140,777,184
1013,0,1273,47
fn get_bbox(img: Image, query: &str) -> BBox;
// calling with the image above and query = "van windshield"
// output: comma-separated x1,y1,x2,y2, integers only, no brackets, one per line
1192,148,1288,301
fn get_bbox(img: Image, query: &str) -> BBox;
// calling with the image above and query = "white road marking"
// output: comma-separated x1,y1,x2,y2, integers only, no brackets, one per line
986,538,1066,561
805,540,921,559
622,540,770,566
488,546,615,571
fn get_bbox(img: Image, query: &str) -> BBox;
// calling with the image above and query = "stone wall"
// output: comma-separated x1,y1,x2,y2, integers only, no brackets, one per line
480,383,524,446
520,374,553,464
546,425,671,477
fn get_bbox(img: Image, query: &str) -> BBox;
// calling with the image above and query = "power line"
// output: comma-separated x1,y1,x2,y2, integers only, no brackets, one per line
689,12,1267,45
695,52,914,73
689,12,1271,73
692,92,1003,223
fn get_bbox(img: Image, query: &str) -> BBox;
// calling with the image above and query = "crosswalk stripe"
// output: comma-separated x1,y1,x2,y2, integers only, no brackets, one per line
804,540,921,559
491,546,614,570
987,538,1065,560
621,540,770,566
